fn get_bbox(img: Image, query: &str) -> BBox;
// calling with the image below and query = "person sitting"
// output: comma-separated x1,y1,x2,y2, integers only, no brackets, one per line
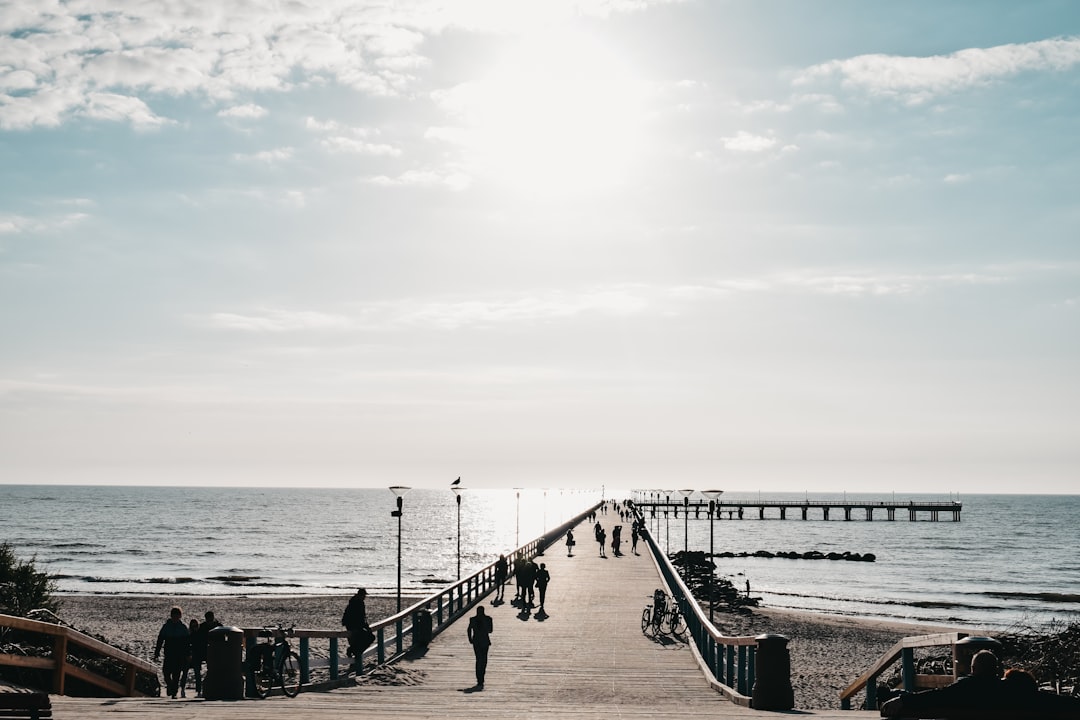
880,650,1004,717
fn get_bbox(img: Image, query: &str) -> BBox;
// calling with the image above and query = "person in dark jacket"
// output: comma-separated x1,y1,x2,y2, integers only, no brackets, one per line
535,562,551,611
467,606,493,690
494,554,508,602
342,588,373,674
190,610,221,697
154,606,191,699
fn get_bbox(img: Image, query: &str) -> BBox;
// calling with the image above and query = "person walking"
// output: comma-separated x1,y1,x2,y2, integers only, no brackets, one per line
342,588,374,674
535,562,550,611
565,529,575,556
467,606,493,690
190,610,220,697
631,523,640,554
522,557,537,607
494,554,508,602
153,606,190,699
598,526,607,557
180,618,199,697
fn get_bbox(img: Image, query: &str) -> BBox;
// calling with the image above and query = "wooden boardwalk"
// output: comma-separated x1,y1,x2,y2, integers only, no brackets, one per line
51,517,875,719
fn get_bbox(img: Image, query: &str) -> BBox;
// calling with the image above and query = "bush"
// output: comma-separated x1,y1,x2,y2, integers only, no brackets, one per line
0,543,59,617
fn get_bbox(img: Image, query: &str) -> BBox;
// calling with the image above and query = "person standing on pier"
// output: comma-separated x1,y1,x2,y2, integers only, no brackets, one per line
535,562,550,611
342,587,374,674
598,526,607,557
494,554,508,603
565,529,575,556
153,606,190,699
467,606,493,690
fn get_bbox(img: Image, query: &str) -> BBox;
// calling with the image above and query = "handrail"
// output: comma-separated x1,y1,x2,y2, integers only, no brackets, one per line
239,502,602,687
0,612,158,696
839,631,967,710
636,514,759,706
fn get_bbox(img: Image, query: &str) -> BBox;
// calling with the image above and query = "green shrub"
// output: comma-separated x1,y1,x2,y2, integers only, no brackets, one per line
0,543,59,617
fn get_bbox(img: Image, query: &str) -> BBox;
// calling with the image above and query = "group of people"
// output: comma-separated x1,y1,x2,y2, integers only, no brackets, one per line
881,649,1080,716
492,553,551,612
153,606,221,699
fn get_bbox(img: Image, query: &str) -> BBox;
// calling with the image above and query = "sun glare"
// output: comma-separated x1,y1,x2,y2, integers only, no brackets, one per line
456,28,647,196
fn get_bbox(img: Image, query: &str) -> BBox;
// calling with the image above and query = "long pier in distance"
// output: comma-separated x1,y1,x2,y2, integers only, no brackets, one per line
634,498,963,521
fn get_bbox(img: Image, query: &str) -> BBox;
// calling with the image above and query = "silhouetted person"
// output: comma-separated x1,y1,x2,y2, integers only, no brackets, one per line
494,554,508,602
598,527,607,557
190,610,220,697
566,529,575,556
631,524,639,554
180,618,198,697
535,562,550,610
467,606,493,690
154,606,190,699
522,558,537,607
342,587,374,673
881,650,1003,717
611,525,622,556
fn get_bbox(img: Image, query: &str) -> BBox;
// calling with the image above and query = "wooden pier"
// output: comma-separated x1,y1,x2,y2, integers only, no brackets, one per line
46,513,876,719
636,499,962,522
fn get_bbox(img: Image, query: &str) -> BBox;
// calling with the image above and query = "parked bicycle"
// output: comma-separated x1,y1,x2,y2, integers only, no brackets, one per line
248,624,302,698
640,589,686,640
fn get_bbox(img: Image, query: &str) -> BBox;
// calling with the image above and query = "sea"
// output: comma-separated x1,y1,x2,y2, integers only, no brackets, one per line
2,485,1078,632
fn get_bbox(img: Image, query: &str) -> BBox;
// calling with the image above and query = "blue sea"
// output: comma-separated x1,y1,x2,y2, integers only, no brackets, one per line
2,486,1077,631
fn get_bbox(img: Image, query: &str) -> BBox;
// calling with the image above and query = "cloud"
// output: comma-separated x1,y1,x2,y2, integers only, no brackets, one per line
943,173,971,184
721,131,778,153
320,136,401,156
232,147,294,163
203,309,355,332
796,36,1080,104
219,103,268,119
367,168,471,191
0,0,673,129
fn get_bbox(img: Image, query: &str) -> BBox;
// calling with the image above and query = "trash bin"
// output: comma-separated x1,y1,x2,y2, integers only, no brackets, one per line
412,608,432,649
203,626,245,700
752,633,794,711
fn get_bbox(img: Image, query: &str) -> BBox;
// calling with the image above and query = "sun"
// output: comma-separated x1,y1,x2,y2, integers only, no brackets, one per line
449,27,648,196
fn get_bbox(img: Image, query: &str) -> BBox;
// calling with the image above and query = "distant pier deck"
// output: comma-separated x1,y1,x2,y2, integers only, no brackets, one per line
636,499,962,521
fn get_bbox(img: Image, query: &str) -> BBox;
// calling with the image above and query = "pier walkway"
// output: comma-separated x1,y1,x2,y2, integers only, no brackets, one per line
51,516,876,719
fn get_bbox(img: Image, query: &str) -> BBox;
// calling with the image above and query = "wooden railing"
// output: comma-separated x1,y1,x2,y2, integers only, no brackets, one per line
638,521,759,704
0,613,158,696
240,502,602,688
839,631,968,709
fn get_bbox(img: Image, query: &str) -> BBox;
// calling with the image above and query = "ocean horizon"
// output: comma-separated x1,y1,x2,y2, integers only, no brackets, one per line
4,485,1078,631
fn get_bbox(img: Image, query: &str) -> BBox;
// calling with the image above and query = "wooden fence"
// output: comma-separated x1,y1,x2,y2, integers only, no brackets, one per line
0,613,158,697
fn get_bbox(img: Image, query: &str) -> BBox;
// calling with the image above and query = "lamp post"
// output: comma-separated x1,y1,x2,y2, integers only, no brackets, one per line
664,491,671,554
677,489,694,554
701,489,724,623
514,488,522,548
452,485,465,581
389,486,410,613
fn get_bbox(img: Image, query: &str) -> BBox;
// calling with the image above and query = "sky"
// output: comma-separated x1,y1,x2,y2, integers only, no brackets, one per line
1,1,1078,493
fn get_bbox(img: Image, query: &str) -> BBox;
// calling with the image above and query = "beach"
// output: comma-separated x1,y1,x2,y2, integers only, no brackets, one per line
54,593,977,710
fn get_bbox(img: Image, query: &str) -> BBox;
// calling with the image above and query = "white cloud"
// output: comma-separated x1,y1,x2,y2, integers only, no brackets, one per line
796,36,1080,104
367,168,471,191
0,0,673,129
721,131,777,153
943,173,972,184
80,92,169,128
219,103,268,119
233,147,294,163
320,136,401,156
203,309,354,332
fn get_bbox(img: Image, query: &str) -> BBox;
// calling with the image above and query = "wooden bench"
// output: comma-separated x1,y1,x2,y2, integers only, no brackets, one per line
0,693,52,720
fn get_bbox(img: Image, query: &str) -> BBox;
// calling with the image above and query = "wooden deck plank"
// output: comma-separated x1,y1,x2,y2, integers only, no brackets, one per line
51,517,876,719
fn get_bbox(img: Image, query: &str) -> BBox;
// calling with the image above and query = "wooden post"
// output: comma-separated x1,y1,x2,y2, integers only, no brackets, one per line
52,633,68,695
299,637,310,684
901,647,916,690
329,637,339,679
124,663,137,696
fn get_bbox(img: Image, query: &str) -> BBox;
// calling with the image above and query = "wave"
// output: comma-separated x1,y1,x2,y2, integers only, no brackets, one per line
984,592,1080,604
765,589,997,613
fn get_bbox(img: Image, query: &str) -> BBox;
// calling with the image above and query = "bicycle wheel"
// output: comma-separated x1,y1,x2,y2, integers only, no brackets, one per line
641,607,654,636
668,607,687,638
251,654,273,699
279,651,302,697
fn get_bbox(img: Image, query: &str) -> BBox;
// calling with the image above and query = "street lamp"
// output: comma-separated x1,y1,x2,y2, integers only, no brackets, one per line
514,488,522,548
389,486,410,612
677,489,694,554
451,485,465,581
701,489,724,623
664,491,671,554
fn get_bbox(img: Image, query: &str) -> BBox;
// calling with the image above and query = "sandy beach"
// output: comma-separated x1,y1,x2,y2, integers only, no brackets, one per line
51,593,980,709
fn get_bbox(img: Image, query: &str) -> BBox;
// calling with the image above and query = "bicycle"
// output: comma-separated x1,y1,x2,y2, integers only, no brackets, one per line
663,600,687,639
640,589,669,638
248,624,303,698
